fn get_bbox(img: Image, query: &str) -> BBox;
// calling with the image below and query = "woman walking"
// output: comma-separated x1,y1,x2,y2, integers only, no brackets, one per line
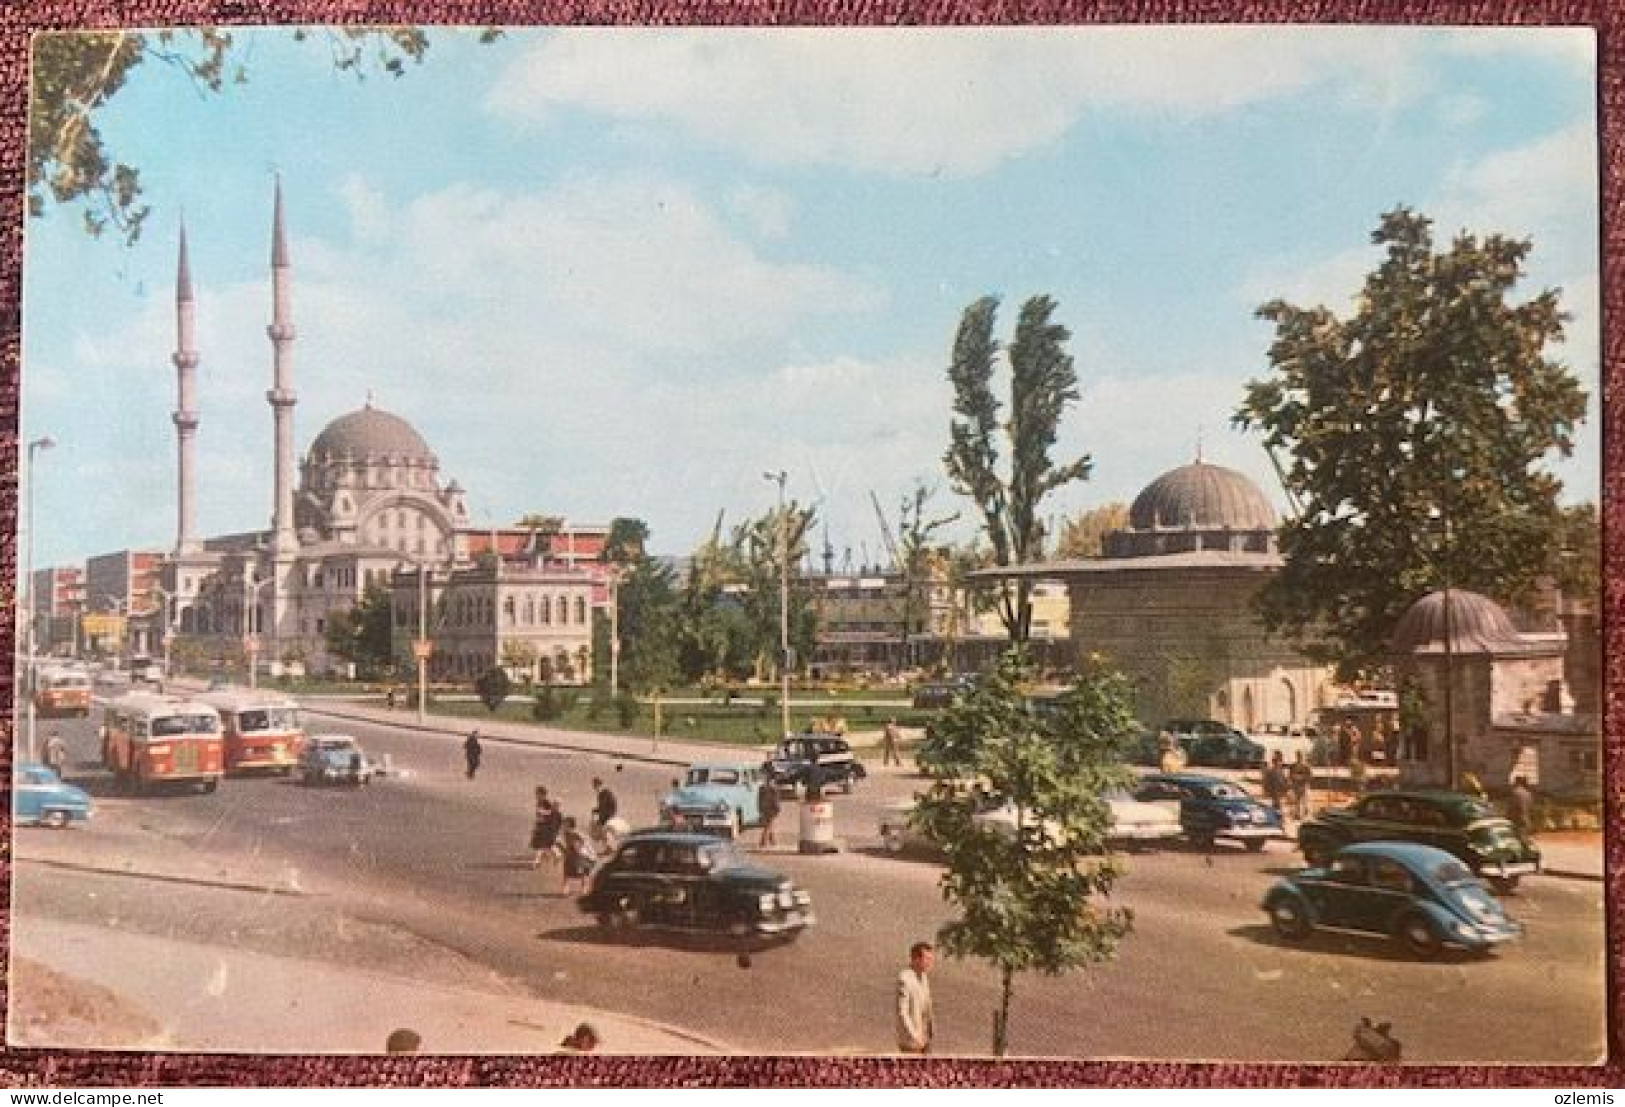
530,787,563,870
560,818,598,897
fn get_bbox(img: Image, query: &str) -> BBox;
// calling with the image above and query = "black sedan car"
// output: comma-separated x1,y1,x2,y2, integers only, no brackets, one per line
764,733,866,796
579,830,815,943
1295,789,1541,892
1132,772,1286,851
1263,841,1523,958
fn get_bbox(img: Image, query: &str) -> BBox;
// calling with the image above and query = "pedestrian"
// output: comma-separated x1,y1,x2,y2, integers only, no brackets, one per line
385,686,397,710
531,787,564,869
558,1022,601,1053
560,818,597,896
384,1028,422,1054
1507,776,1536,836
1348,750,1367,796
895,940,935,1055
1288,751,1313,821
1157,730,1184,773
880,718,902,767
757,777,782,849
1262,750,1287,812
591,776,618,832
42,729,69,779
463,729,483,780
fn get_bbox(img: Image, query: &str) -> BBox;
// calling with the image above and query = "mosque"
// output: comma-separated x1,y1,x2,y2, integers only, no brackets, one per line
153,184,605,683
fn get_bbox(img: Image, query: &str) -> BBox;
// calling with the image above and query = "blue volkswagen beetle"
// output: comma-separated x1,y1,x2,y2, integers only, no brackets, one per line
13,762,93,828
1262,841,1523,958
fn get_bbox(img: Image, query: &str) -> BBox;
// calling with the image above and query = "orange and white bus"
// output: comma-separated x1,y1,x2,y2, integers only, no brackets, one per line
200,689,305,774
101,692,224,794
34,667,92,718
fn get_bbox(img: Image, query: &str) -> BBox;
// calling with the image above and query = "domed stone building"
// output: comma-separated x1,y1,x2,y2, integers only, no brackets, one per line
152,186,604,682
990,455,1334,730
1389,588,1597,797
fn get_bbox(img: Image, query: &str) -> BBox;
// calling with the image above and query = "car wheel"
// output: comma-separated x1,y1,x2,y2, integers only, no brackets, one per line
1245,838,1268,853
1395,913,1443,959
1269,897,1311,940
882,825,905,853
791,780,807,801
43,810,70,830
1190,831,1216,849
1487,875,1520,895
202,778,218,794
841,774,854,795
1301,841,1330,867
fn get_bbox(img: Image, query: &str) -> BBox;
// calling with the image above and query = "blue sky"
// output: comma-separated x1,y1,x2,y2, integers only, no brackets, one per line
21,26,1599,569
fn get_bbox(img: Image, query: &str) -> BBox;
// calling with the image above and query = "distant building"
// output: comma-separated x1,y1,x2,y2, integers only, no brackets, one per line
978,456,1335,729
28,565,83,656
104,184,610,681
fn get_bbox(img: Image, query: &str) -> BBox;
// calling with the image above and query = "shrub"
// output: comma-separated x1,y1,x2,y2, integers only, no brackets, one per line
532,686,561,722
475,667,512,713
615,692,640,729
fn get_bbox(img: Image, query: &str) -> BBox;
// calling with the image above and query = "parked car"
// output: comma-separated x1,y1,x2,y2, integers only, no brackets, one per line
912,676,975,709
1262,841,1524,958
764,733,866,797
13,763,93,828
877,789,1182,854
659,762,766,837
296,734,373,787
1295,789,1541,892
579,830,814,943
1132,772,1286,851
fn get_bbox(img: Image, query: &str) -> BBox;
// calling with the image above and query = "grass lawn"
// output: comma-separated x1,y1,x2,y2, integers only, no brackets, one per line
426,696,935,747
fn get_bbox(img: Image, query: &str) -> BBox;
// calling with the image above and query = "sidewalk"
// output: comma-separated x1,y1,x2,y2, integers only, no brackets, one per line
10,918,728,1054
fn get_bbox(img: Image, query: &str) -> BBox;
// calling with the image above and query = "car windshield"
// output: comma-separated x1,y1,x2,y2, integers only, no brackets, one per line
686,767,740,786
151,713,219,736
1431,858,1477,886
700,841,747,871
1203,782,1252,800
239,707,300,732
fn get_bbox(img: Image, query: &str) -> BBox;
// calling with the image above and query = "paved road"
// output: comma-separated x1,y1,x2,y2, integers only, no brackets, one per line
12,710,1608,1062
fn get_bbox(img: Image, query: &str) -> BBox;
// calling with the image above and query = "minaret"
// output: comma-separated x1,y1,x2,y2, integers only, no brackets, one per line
266,178,298,554
171,221,201,555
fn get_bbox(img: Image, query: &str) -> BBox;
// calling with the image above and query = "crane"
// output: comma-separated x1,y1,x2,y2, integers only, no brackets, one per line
870,490,902,572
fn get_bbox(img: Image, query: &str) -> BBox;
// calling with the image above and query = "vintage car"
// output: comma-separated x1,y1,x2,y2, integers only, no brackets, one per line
911,676,976,709
764,733,867,797
877,789,1182,854
658,762,765,837
1295,789,1541,892
1132,772,1286,851
12,763,93,829
1262,841,1524,958
295,734,374,787
579,830,814,942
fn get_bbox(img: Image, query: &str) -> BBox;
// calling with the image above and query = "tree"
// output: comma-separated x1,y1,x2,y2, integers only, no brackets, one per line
474,667,511,713
1055,503,1130,559
944,295,1093,643
915,648,1137,1057
1549,502,1599,609
323,582,395,678
1235,208,1589,676
28,27,498,245
892,482,959,669
730,503,819,683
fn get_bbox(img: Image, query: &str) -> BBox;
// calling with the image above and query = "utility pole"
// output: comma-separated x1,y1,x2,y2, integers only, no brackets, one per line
23,436,55,761
764,470,791,739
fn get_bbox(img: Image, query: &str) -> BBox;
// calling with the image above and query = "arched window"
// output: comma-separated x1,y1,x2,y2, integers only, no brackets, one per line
541,595,552,625
575,596,587,624
524,596,535,625
556,597,568,624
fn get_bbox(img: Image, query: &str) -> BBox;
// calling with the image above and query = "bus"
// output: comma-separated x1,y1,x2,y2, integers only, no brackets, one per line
101,692,224,794
33,667,93,718
200,689,305,775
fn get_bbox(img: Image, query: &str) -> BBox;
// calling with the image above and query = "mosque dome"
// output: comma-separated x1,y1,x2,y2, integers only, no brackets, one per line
308,403,436,464
1128,460,1278,532
1389,589,1526,655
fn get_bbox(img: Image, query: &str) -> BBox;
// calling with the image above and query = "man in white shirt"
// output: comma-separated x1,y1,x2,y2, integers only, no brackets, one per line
895,941,935,1054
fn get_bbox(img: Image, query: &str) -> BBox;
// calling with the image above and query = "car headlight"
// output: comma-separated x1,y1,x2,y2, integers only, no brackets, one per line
758,893,778,914
777,889,795,908
1452,921,1476,939
713,801,729,815
147,744,172,756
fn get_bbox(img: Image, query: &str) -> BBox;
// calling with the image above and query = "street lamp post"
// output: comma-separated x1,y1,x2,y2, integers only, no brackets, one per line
22,435,55,761
764,470,791,740
416,563,430,724
1427,505,1457,789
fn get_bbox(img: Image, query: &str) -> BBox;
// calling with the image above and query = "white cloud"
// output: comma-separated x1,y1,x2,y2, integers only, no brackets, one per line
1436,122,1597,250
1235,244,1379,315
487,27,1442,177
727,184,794,240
